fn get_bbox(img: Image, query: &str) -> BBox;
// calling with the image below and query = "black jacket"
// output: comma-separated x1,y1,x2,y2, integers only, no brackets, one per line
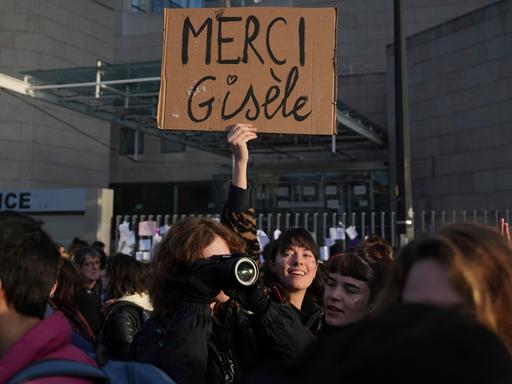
263,266,324,336
134,299,315,384
133,185,315,383
74,282,103,334
99,301,150,361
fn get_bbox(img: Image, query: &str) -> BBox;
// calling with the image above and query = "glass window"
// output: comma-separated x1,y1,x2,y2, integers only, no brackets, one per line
132,0,203,14
120,127,144,155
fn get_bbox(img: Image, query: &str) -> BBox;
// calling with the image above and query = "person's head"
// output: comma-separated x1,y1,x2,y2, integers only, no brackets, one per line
0,213,60,319
68,237,89,262
150,217,245,318
92,241,108,270
92,241,105,250
324,251,388,327
52,257,83,310
380,223,512,352
74,247,101,286
359,234,394,264
55,242,67,257
106,253,146,299
268,228,319,298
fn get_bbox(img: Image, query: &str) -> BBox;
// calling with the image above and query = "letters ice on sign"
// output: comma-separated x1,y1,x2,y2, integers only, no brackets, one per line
158,7,337,135
0,192,31,210
0,189,86,212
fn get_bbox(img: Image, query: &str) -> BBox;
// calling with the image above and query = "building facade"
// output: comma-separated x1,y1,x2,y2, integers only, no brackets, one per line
1,0,510,243
387,0,512,213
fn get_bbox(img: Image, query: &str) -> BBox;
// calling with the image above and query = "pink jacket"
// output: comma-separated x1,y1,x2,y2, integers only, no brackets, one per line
0,311,98,384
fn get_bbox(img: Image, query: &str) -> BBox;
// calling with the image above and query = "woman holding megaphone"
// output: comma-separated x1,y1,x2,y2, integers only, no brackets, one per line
133,124,315,384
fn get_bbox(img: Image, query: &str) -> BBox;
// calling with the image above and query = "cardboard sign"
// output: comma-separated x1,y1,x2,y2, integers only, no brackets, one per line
158,7,337,135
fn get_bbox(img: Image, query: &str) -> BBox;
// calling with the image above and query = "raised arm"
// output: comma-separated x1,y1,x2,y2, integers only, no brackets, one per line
227,123,257,189
221,124,260,261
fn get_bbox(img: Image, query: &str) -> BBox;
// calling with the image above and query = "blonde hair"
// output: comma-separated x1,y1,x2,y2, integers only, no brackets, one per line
379,223,512,352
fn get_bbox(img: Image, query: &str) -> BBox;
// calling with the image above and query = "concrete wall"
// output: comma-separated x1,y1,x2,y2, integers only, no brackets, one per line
0,0,115,189
84,188,114,250
301,0,497,127
109,125,231,184
387,0,512,211
111,0,163,64
339,72,388,126
113,11,163,63
31,188,114,249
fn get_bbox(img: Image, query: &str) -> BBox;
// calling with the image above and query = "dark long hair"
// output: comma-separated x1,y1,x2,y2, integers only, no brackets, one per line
106,253,147,299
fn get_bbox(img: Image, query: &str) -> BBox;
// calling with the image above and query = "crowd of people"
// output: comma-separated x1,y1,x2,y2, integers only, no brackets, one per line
1,124,512,383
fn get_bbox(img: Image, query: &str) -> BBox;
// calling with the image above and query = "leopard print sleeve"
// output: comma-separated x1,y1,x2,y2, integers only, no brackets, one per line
222,206,260,261
221,186,260,262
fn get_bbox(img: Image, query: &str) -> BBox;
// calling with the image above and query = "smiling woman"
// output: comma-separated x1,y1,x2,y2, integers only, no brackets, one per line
270,230,318,308
263,228,324,334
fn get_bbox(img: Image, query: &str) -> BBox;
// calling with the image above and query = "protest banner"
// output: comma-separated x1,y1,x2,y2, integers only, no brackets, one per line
157,7,337,135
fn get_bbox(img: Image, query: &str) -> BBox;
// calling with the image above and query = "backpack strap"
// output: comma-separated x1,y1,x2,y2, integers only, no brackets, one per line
7,359,108,384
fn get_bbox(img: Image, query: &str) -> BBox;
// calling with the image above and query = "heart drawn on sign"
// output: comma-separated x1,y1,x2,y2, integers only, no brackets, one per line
226,74,238,85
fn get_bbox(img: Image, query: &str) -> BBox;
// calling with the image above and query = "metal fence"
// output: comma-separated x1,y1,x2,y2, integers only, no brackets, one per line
113,209,510,252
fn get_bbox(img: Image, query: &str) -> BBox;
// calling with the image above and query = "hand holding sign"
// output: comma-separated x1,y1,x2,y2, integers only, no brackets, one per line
227,123,257,189
227,123,257,164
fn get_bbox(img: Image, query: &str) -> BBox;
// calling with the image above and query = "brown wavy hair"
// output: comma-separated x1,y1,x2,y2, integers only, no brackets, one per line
149,217,246,318
379,223,512,353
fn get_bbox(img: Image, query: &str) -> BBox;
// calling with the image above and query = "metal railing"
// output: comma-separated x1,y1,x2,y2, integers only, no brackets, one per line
112,209,510,252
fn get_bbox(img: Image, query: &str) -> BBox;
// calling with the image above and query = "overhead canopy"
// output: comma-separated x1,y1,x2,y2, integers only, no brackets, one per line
1,60,386,165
